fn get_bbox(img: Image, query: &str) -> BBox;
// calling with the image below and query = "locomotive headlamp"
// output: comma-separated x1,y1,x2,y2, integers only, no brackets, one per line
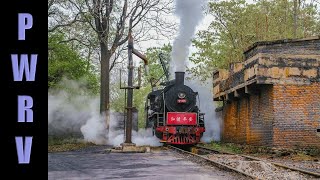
178,92,186,99
177,92,187,103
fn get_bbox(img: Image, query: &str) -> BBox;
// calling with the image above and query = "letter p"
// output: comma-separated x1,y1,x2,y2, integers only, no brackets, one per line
18,13,33,40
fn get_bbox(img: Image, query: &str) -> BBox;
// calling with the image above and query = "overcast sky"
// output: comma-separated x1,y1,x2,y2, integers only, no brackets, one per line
132,1,213,67
133,0,319,67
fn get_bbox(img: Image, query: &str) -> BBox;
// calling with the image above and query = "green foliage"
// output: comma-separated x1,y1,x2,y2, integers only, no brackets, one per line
204,141,244,154
110,44,172,128
134,44,172,128
190,0,320,81
111,44,172,128
48,135,95,152
48,33,99,94
143,43,172,86
133,86,152,128
110,81,126,113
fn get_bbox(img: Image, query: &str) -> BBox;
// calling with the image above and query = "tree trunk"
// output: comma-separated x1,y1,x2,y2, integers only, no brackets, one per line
293,0,298,38
100,42,110,130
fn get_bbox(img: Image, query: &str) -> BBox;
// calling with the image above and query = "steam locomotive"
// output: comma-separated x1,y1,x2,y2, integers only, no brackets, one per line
145,71,205,145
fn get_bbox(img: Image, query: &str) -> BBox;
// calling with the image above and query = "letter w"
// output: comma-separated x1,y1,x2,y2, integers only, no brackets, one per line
11,54,38,81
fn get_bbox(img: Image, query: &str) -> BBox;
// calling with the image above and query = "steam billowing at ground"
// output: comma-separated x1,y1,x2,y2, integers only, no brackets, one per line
49,0,219,146
48,78,162,147
170,0,207,73
185,74,221,142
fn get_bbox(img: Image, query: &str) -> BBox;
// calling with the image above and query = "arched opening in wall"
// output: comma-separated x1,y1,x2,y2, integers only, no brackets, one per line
317,129,320,137
215,101,224,112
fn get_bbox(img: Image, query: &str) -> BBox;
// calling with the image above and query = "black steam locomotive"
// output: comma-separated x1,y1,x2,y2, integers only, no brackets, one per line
145,71,205,145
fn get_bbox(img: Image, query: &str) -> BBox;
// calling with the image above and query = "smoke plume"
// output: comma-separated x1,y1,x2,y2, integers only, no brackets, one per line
169,0,218,141
170,0,207,73
48,78,162,147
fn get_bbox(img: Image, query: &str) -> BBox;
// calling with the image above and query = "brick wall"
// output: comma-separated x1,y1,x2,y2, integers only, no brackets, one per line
222,99,246,144
222,83,320,149
273,82,320,148
215,37,320,149
247,85,274,146
222,85,274,146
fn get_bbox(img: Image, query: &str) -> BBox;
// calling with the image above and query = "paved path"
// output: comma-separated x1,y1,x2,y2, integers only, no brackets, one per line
48,146,243,180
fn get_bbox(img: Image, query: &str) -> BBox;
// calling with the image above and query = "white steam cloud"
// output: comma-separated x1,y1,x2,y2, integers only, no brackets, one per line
171,0,207,73
169,0,218,141
48,78,162,147
185,74,221,142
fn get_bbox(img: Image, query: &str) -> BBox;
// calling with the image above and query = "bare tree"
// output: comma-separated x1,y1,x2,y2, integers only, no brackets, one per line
48,0,176,129
75,0,175,126
88,0,173,119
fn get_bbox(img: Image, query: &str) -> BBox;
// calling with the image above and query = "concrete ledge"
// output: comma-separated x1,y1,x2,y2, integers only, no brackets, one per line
108,143,151,153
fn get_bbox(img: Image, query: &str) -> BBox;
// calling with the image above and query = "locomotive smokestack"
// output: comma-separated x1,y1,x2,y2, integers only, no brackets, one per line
175,71,185,86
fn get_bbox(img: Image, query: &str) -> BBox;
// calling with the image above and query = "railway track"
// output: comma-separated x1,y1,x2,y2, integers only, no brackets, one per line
167,145,320,180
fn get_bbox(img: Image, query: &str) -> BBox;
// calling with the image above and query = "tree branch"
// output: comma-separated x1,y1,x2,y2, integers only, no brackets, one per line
58,38,91,47
48,0,55,10
110,0,128,54
48,13,81,32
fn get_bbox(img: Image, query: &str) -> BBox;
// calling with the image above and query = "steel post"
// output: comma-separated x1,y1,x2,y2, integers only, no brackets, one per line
125,32,134,143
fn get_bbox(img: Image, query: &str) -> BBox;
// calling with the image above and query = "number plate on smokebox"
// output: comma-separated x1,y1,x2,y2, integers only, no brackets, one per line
177,99,187,103
167,112,197,125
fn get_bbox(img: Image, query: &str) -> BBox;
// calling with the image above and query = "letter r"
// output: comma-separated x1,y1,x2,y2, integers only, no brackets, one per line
18,96,33,122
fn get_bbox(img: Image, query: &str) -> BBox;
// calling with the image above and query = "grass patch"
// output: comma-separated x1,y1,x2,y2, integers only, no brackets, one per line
202,141,320,162
48,136,95,153
303,147,320,157
291,152,315,161
202,141,244,154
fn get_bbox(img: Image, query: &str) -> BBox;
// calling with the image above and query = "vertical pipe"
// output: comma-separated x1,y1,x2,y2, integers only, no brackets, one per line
124,89,127,141
125,32,134,143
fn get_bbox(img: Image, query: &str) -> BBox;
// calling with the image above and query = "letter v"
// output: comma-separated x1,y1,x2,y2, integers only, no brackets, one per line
15,136,33,164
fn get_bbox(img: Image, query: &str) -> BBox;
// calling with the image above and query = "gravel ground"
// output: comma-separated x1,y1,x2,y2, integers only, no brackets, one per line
207,154,318,180
171,151,249,180
250,154,320,174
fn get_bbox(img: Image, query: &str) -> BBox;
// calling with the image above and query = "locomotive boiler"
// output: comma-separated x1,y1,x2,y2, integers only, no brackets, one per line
145,71,205,145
